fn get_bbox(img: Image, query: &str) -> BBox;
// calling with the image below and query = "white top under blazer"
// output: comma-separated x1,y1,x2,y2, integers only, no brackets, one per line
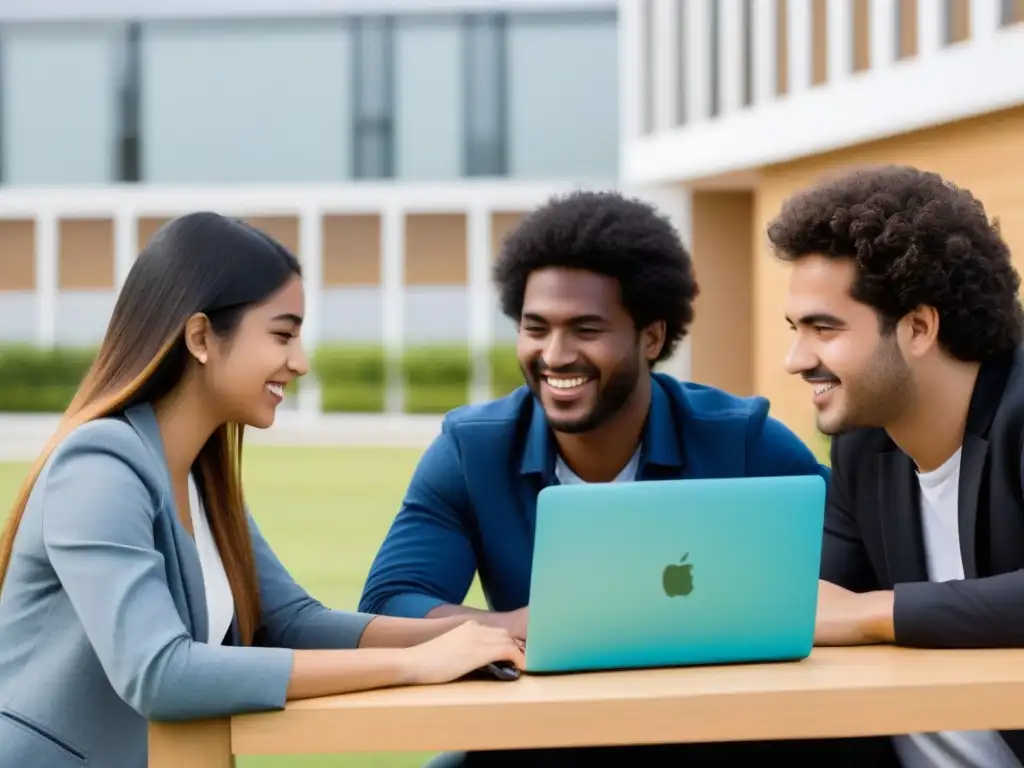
187,473,235,645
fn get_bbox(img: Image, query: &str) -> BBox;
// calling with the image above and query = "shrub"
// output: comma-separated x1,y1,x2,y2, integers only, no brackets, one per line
0,345,94,413
0,343,524,414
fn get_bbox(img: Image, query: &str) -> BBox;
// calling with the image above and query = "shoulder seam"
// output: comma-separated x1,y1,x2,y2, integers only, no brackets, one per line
49,417,167,511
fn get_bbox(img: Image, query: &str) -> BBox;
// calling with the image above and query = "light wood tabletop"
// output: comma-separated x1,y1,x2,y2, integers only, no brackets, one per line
149,646,1024,766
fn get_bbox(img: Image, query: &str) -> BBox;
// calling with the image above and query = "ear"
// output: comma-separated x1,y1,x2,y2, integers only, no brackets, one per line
183,313,213,366
901,305,940,358
640,320,667,364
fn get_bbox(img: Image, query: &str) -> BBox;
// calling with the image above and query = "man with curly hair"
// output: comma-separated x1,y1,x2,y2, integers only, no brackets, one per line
772,164,1024,767
361,189,828,625
359,190,878,765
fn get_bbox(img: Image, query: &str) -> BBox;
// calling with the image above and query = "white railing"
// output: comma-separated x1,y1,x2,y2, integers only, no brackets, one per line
0,180,613,416
621,0,1024,185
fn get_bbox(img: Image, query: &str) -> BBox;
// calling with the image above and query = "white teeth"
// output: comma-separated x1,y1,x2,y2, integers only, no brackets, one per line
814,382,839,396
267,383,284,398
545,376,588,389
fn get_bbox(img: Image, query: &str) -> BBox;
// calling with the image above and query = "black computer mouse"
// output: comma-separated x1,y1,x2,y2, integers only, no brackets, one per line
481,661,521,681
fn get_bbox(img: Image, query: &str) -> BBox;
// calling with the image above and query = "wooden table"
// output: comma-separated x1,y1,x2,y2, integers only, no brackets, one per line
148,646,1024,767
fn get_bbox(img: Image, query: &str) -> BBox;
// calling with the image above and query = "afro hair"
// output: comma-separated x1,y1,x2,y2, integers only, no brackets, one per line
493,190,698,363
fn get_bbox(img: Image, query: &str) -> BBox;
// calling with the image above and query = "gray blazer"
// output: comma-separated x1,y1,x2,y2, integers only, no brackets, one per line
0,403,376,768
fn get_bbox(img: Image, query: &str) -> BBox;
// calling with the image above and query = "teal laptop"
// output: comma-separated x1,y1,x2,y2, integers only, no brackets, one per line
524,474,826,674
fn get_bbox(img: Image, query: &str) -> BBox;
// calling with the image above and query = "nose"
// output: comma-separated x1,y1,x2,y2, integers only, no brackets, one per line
784,333,816,377
542,330,577,370
288,340,310,378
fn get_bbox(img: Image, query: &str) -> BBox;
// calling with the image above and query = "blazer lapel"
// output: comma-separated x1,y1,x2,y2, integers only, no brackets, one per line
123,402,210,642
176,524,210,643
878,450,929,584
952,348,1016,579
957,433,986,579
878,348,1016,586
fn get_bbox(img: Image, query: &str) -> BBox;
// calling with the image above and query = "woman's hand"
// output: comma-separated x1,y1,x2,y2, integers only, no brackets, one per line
400,620,525,685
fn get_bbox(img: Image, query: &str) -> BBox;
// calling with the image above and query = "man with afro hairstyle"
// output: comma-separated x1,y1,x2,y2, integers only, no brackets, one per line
775,164,1024,767
360,190,855,765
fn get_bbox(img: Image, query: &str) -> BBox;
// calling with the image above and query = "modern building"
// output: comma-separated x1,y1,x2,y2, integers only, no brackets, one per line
0,0,619,372
619,0,1024,447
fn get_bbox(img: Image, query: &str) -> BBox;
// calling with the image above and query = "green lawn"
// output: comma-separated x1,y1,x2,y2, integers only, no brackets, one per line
0,445,486,768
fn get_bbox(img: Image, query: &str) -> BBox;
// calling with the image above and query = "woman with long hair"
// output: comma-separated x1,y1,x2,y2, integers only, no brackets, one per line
0,212,524,768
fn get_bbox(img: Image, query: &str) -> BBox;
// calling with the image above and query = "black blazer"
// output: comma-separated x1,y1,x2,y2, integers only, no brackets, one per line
822,343,1024,757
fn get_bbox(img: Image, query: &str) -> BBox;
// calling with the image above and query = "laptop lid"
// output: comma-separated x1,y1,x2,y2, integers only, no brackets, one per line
524,474,826,673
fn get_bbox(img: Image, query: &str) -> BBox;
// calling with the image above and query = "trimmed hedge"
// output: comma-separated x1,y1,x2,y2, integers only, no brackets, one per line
0,345,95,413
0,343,526,414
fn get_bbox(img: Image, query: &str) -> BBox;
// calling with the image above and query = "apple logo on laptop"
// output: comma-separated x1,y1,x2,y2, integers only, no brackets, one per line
662,553,694,597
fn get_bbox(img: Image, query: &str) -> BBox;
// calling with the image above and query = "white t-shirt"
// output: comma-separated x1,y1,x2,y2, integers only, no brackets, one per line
187,474,235,646
554,445,641,486
892,447,1021,768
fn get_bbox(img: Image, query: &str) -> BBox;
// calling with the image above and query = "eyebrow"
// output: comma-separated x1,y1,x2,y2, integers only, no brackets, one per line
522,312,607,325
272,313,304,325
786,312,848,328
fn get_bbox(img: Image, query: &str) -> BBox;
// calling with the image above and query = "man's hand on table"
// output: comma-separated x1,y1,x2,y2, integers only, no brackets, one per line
426,604,529,643
814,579,895,646
494,606,528,642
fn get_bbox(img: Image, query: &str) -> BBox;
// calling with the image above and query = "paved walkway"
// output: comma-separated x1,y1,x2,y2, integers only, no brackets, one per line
0,412,444,462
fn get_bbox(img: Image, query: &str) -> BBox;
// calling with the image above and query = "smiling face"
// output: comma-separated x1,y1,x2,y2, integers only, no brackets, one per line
516,267,664,434
189,274,309,429
784,255,916,435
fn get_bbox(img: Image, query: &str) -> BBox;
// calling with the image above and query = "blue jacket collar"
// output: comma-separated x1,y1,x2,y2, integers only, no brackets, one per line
518,373,685,479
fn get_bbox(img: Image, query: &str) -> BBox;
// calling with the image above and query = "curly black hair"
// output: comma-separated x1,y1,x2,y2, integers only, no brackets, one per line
767,164,1024,362
493,190,698,363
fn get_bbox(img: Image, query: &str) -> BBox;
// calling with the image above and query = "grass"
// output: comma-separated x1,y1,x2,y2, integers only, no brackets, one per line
0,445,487,768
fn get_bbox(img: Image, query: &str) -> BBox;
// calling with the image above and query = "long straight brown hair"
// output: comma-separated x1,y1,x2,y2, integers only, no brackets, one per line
0,213,302,646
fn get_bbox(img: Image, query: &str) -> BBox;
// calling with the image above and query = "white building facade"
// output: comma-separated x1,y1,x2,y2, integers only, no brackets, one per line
0,0,620,348
618,0,1024,445
0,0,626,413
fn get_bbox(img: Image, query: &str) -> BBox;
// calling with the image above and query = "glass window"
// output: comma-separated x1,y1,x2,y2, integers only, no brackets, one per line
463,13,508,176
140,18,352,183
505,12,619,180
351,15,395,179
1,22,121,185
394,15,463,180
115,22,142,182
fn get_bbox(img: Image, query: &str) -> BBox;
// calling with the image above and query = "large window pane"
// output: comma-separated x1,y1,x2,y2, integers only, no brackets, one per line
141,19,351,183
506,12,618,180
395,16,462,180
463,13,508,177
351,15,395,179
1,23,121,185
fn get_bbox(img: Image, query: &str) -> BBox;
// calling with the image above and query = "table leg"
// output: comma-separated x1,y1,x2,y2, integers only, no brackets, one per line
148,718,234,768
